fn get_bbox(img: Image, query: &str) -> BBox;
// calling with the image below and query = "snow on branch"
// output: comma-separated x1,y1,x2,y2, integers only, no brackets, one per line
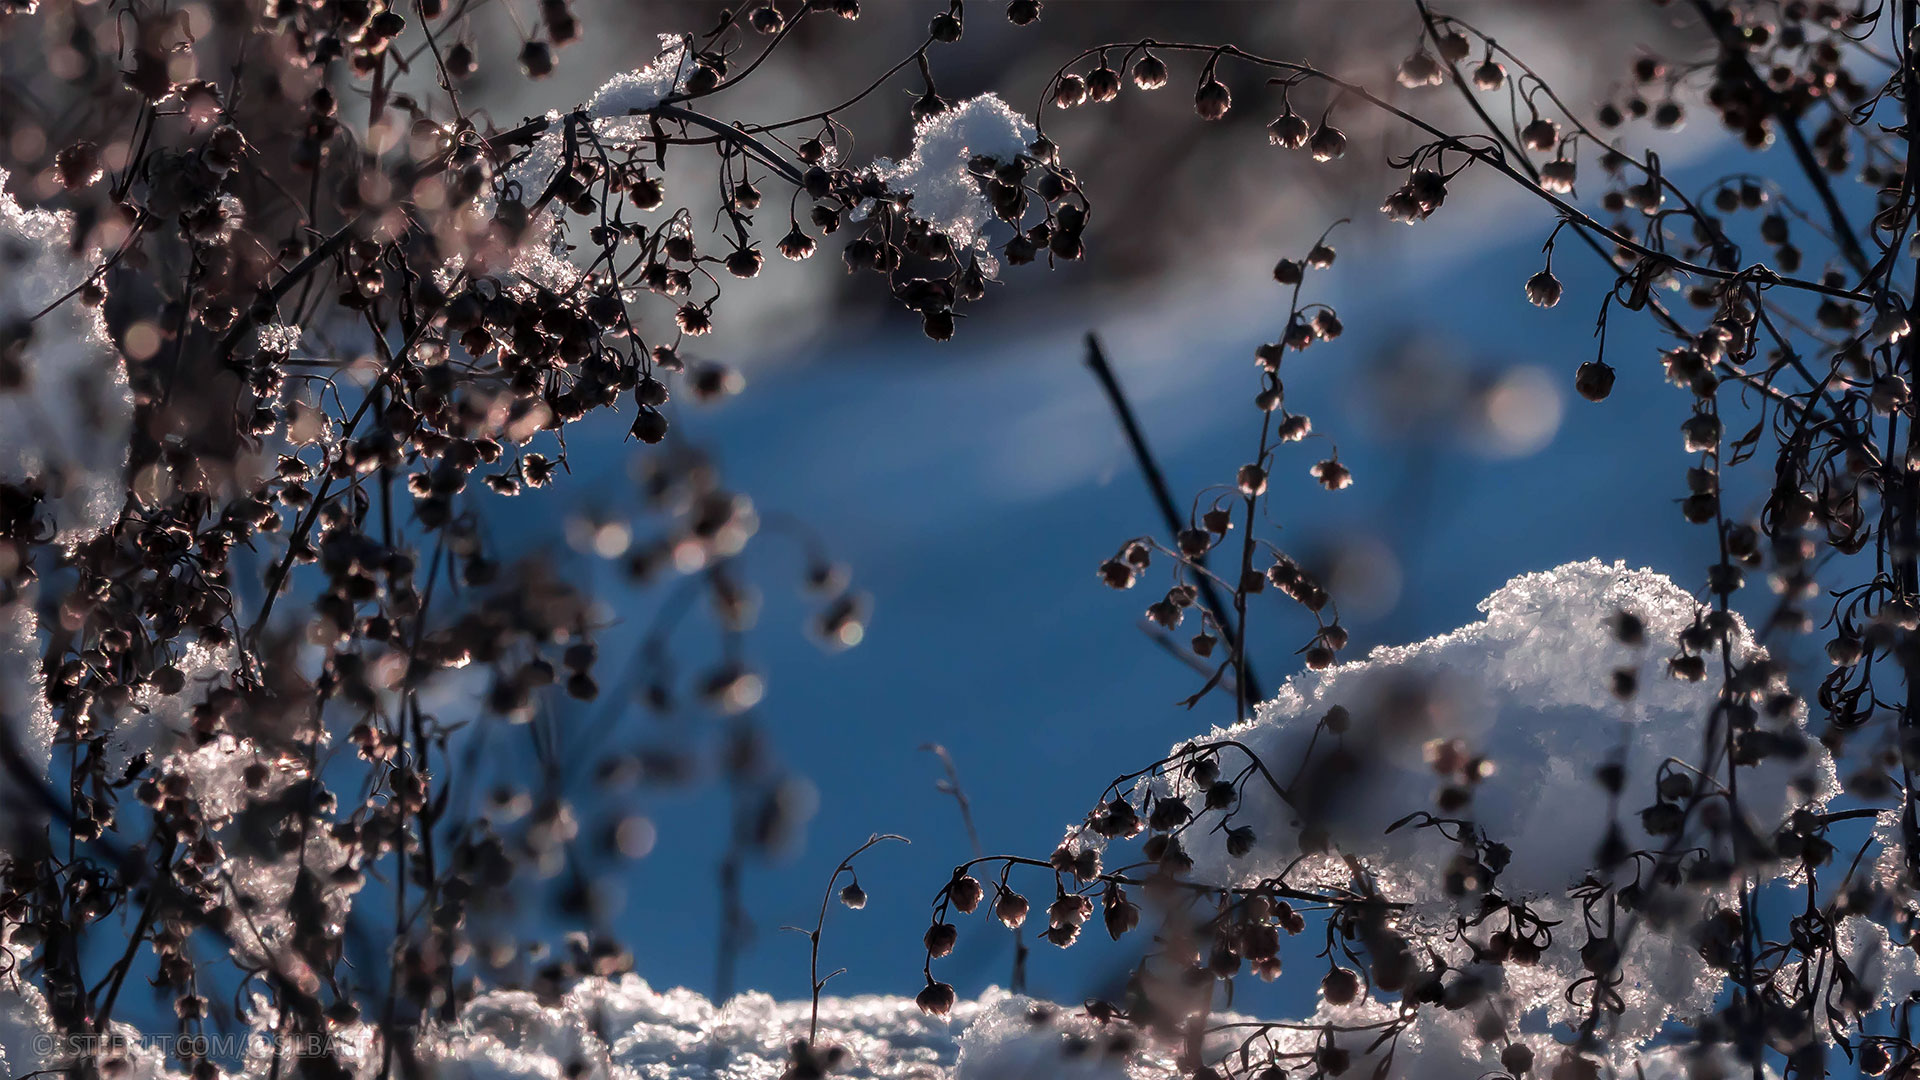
586,34,694,121
867,95,1039,257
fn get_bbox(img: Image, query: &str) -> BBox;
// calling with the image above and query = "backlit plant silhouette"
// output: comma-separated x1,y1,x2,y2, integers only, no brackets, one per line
1,1,1918,1079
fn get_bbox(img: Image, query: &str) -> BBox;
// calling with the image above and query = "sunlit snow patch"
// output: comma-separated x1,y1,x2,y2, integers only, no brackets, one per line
868,95,1036,259
0,167,131,542
1126,559,1833,1069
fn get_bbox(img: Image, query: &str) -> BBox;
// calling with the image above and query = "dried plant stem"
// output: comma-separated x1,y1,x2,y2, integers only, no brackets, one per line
1086,332,1260,701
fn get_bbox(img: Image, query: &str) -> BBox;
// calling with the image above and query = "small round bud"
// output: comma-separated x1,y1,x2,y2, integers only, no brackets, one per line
1308,122,1347,162
1525,269,1562,308
915,980,957,1016
949,875,983,913
1397,50,1443,88
1086,64,1121,102
630,409,669,444
1521,116,1559,151
1310,459,1351,491
1132,52,1168,90
994,889,1029,929
1681,413,1722,453
1052,74,1087,109
519,41,555,78
1321,966,1360,1005
724,247,763,279
923,922,958,957
750,5,785,32
1575,360,1615,402
1194,76,1232,120
1267,112,1310,150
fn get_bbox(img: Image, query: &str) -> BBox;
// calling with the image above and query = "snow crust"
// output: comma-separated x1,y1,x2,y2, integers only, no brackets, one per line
0,977,1154,1080
1170,560,1830,898
1119,560,1835,1072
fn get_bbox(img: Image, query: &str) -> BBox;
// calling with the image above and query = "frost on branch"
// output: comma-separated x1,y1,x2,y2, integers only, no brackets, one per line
0,167,131,544
867,95,1039,258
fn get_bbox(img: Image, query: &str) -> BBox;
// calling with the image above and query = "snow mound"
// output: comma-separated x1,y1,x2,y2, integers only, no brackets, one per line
0,968,1776,1079
0,976,1162,1080
1177,559,1830,899
1124,559,1834,1065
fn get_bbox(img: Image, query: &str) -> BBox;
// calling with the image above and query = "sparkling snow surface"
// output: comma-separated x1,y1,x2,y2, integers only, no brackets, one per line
868,95,1037,256
1126,560,1834,1070
0,167,131,542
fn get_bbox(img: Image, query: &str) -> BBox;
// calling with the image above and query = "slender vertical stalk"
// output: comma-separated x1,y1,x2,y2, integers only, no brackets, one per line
1085,333,1259,701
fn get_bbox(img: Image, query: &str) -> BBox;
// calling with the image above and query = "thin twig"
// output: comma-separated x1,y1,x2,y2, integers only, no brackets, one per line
795,834,907,1046
1085,332,1260,700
